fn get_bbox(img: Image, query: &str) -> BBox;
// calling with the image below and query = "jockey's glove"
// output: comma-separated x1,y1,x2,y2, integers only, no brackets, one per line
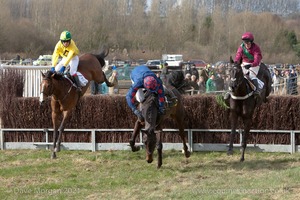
134,110,144,122
159,107,166,115
50,67,55,72
244,64,252,69
59,66,66,74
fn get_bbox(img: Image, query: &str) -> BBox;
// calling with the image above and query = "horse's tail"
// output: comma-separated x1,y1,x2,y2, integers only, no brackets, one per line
102,71,114,87
93,48,109,68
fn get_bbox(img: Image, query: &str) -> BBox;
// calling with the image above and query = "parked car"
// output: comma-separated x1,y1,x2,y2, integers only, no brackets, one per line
33,55,52,66
146,59,162,70
188,59,207,69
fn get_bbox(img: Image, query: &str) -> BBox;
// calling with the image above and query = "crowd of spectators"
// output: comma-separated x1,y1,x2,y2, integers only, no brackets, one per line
182,62,299,96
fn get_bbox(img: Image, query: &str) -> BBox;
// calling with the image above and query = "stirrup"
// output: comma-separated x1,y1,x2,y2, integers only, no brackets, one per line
223,92,230,100
75,86,82,94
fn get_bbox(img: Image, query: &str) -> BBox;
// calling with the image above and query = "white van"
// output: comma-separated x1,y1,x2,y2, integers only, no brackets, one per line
162,54,183,68
33,55,52,66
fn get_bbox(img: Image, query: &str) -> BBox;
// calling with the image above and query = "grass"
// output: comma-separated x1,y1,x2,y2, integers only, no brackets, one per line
0,149,300,200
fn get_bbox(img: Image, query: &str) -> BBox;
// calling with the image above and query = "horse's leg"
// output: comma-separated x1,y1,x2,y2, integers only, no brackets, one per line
56,110,72,152
156,129,163,169
51,106,61,159
176,118,191,158
228,111,238,155
240,118,251,162
129,120,143,152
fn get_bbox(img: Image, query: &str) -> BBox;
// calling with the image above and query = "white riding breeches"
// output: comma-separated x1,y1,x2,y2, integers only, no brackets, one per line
55,55,79,76
241,62,264,89
241,62,260,79
136,88,145,102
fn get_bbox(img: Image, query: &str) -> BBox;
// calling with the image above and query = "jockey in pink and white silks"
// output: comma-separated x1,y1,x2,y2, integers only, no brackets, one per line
234,32,264,97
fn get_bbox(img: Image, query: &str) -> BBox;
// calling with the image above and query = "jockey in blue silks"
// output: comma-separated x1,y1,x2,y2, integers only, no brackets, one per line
126,65,165,121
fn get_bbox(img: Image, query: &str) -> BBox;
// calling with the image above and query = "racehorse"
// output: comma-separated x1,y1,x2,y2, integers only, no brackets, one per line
227,57,271,161
40,50,113,159
129,78,191,168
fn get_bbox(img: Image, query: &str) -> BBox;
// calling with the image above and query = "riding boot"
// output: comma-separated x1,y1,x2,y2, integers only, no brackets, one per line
73,75,82,93
252,79,261,100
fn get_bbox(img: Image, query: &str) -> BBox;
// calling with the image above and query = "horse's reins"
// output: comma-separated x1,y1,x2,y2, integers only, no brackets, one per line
230,67,254,100
54,76,76,102
42,76,76,102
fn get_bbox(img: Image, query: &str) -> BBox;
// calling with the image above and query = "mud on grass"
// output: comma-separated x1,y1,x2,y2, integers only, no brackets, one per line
0,149,300,200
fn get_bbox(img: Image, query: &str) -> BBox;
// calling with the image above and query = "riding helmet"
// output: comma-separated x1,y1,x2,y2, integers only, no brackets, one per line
144,76,157,91
241,32,254,42
60,31,72,41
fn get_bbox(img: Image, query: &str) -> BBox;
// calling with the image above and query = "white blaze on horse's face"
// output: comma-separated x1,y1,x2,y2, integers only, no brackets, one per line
231,78,236,82
39,82,45,103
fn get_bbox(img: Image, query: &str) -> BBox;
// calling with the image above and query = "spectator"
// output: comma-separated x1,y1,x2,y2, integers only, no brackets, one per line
190,75,199,94
206,72,217,93
200,64,211,84
198,76,206,94
286,65,298,95
184,63,192,76
272,68,284,94
185,73,192,81
108,70,119,95
160,62,169,85
190,64,199,81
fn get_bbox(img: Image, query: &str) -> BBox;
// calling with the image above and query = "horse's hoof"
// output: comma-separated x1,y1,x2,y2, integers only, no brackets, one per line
146,158,153,163
51,153,57,159
131,146,140,152
157,164,162,169
227,150,233,156
240,158,245,162
185,151,191,158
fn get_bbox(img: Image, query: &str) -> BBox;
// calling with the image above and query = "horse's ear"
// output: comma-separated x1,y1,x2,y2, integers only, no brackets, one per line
41,71,45,77
230,56,234,64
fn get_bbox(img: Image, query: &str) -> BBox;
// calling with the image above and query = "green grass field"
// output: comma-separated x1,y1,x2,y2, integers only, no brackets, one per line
0,149,300,200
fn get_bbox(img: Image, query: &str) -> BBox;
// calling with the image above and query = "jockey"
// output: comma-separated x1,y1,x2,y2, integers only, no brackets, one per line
126,65,165,122
224,32,263,100
50,30,87,92
235,32,263,97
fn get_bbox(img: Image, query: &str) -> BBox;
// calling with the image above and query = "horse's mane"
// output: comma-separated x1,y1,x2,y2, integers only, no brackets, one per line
93,48,109,67
167,71,192,94
44,70,64,80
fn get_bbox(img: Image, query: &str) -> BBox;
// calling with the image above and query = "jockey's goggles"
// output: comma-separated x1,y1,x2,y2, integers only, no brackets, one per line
61,40,71,43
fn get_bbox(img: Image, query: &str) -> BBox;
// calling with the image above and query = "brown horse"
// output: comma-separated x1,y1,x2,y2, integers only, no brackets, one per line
227,57,271,161
40,50,113,159
129,85,191,168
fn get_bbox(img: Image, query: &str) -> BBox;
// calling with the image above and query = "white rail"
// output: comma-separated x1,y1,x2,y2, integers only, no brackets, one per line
0,128,299,154
1,65,49,97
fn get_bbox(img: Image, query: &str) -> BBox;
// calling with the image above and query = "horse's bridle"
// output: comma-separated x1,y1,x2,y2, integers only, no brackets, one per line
40,77,54,97
230,66,244,90
41,76,73,102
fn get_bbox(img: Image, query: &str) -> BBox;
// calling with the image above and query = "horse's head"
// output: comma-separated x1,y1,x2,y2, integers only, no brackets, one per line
141,91,159,163
39,71,56,105
229,57,244,92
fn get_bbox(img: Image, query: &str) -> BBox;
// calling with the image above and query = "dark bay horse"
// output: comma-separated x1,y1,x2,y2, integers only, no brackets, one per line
227,57,271,161
129,84,191,168
40,50,113,159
